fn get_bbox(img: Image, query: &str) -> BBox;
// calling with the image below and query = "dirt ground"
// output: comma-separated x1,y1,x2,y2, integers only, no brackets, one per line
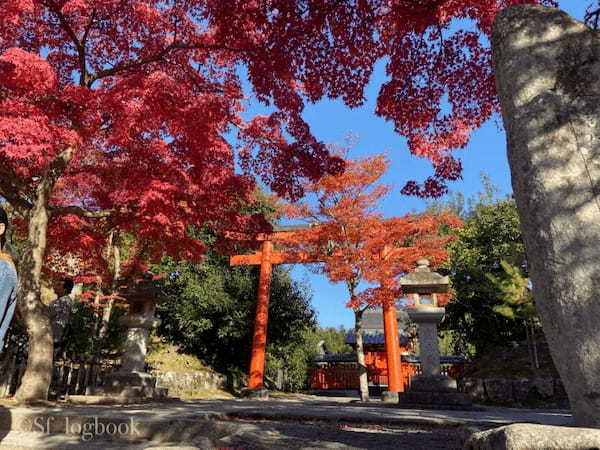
217,419,463,450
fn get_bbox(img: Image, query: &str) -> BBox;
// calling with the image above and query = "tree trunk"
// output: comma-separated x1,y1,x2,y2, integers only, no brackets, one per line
101,231,120,341
493,4,600,427
14,193,54,401
354,308,370,402
90,234,120,388
530,320,540,370
14,148,72,402
523,319,535,370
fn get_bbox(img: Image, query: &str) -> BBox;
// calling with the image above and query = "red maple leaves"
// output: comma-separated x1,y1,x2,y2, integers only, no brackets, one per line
0,0,553,283
283,154,461,310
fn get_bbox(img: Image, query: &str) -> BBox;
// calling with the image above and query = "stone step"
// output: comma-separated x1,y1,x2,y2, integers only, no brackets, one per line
398,391,472,408
0,408,236,445
86,386,168,399
64,395,153,405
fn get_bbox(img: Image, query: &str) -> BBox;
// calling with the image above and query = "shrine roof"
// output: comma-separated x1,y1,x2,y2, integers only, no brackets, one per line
311,353,469,364
360,307,411,331
344,331,411,346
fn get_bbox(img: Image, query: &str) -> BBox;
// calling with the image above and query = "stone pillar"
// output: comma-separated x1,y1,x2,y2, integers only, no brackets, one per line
492,4,600,427
399,307,471,408
120,328,149,373
118,309,160,374
416,319,441,377
407,307,445,380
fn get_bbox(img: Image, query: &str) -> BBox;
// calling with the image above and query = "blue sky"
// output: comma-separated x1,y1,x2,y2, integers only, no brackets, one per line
245,2,587,329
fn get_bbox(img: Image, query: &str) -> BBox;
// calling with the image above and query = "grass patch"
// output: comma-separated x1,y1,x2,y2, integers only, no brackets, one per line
147,342,208,373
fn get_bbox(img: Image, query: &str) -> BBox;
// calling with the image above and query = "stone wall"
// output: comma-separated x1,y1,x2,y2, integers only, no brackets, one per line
154,370,228,396
458,377,569,409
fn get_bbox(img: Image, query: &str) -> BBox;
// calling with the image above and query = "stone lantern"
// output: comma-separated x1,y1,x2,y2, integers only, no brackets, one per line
399,259,471,408
91,273,168,401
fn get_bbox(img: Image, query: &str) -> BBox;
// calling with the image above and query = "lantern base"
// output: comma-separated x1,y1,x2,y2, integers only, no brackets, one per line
381,391,399,403
242,387,269,400
410,375,458,392
399,375,472,409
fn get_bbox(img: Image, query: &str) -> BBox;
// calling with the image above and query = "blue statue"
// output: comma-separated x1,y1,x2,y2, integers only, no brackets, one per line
0,207,17,351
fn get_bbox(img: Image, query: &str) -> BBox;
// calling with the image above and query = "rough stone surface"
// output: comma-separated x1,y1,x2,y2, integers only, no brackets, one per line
104,372,157,389
465,423,600,450
381,391,399,403
398,391,472,408
493,4,600,427
154,370,227,396
458,377,567,408
459,378,487,403
406,308,445,376
512,380,535,403
120,328,151,373
410,375,458,393
242,387,269,400
484,378,513,405
554,379,568,398
533,378,554,399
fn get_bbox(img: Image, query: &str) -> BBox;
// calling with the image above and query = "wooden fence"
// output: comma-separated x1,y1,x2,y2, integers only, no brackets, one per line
0,350,120,399
309,361,469,392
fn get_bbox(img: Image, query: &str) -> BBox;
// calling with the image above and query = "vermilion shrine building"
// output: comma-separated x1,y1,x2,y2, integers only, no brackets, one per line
308,308,468,395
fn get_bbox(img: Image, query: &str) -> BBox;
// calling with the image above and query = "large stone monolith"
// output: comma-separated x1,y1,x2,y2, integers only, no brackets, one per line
492,4,600,427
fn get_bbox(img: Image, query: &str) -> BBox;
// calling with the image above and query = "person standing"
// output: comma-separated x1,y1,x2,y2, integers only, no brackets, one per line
49,278,74,355
0,207,17,352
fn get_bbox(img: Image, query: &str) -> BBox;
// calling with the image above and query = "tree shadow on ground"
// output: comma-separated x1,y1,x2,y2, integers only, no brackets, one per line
0,405,10,444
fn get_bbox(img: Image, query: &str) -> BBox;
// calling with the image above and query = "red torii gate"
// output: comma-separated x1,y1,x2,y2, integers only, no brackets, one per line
229,226,318,395
229,227,407,399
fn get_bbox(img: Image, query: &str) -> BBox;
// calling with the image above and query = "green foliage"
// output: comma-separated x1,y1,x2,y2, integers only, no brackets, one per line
438,330,474,356
443,199,528,357
64,302,126,356
265,326,351,392
2,297,126,358
426,173,501,219
487,261,536,321
154,252,316,381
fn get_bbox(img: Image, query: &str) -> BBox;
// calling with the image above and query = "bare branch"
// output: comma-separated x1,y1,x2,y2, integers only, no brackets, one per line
49,206,114,218
0,165,33,213
43,0,89,85
89,42,244,84
585,2,600,30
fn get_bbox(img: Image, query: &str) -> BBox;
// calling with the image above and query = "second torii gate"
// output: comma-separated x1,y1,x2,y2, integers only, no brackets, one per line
230,228,413,400
378,244,406,402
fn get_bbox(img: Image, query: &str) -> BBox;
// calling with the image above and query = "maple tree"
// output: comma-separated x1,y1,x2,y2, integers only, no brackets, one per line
283,154,460,401
0,0,556,401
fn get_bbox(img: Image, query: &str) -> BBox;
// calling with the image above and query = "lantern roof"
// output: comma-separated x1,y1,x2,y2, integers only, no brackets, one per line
118,272,168,304
400,259,449,294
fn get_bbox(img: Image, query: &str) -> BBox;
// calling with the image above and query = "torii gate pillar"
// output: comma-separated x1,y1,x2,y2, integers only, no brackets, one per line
380,245,405,402
382,298,403,402
248,240,273,395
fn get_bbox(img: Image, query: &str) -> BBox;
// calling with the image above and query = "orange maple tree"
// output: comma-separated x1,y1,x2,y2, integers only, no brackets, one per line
283,153,460,400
